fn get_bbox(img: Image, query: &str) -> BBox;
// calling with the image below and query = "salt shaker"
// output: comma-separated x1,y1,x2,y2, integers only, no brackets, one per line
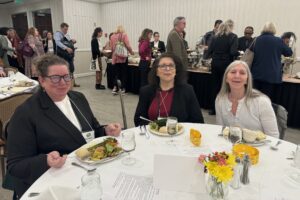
231,157,242,189
81,170,103,200
240,154,250,185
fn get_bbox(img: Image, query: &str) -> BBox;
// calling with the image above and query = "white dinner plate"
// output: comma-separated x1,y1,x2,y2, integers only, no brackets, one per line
147,124,184,137
75,136,124,165
243,139,270,147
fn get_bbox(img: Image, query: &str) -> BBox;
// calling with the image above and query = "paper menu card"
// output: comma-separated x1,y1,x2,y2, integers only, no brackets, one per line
153,154,206,194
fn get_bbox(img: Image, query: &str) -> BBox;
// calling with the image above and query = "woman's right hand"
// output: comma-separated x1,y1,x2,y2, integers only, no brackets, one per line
47,151,67,168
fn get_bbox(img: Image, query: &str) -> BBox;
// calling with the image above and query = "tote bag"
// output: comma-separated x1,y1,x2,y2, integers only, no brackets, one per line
114,34,128,58
241,38,256,68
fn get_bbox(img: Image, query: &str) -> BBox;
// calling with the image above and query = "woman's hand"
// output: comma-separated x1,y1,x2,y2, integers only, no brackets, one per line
47,151,67,168
105,123,121,137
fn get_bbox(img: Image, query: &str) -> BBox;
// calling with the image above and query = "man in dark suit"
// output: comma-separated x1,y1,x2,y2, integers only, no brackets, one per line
150,32,165,58
238,26,254,52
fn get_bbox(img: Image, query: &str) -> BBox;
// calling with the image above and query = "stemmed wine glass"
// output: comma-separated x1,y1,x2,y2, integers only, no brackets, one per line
7,71,15,89
121,131,136,166
229,126,243,146
167,117,178,145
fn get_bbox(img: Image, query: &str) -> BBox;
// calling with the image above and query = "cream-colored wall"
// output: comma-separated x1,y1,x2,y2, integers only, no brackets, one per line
0,8,11,27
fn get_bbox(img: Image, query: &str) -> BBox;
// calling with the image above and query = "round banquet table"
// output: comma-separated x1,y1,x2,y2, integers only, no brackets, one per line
20,123,300,200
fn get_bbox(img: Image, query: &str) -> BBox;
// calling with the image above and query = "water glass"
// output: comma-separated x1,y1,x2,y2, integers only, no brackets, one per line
229,126,242,145
81,171,103,200
294,144,300,168
167,117,178,144
121,130,136,165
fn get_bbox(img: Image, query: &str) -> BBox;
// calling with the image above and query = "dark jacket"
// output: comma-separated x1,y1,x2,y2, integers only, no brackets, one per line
251,33,292,83
238,36,254,52
207,32,239,63
91,37,102,60
7,90,105,197
43,39,57,53
150,40,166,53
134,84,204,126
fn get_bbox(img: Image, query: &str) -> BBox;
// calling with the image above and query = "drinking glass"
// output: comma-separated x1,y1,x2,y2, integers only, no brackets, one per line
167,117,178,145
8,71,15,87
229,126,242,145
121,131,136,166
81,170,103,200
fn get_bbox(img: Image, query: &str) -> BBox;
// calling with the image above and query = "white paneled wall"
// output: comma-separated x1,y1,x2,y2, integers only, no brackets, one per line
0,8,11,27
98,0,300,51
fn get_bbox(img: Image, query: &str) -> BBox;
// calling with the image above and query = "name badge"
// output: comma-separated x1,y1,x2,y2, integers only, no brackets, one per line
82,130,95,143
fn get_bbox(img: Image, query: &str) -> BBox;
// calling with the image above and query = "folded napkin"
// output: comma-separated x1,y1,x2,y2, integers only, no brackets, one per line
35,185,80,200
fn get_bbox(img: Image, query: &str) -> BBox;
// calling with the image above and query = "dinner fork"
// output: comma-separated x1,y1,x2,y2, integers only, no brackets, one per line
71,162,96,172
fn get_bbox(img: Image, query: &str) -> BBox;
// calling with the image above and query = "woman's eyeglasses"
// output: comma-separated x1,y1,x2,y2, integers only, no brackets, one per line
45,74,72,83
158,64,176,70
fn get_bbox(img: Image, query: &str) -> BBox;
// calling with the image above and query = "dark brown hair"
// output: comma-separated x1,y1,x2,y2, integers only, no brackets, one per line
138,28,153,42
148,53,187,87
36,54,69,77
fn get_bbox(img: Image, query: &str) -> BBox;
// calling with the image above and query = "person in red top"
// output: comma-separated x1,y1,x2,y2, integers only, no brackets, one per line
138,28,153,87
134,53,204,126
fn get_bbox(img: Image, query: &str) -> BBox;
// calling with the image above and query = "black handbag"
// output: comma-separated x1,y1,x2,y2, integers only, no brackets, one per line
56,34,75,60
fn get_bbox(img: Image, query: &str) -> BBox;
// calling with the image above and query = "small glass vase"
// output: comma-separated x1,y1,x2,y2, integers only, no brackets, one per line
206,175,229,200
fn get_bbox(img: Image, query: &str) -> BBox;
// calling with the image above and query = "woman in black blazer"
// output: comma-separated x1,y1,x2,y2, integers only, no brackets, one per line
134,53,204,126
43,32,56,54
207,19,239,115
7,54,121,197
150,32,166,57
91,27,106,89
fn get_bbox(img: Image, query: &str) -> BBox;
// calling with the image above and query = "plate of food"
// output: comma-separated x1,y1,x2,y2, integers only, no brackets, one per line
75,136,123,165
223,127,268,147
147,118,184,137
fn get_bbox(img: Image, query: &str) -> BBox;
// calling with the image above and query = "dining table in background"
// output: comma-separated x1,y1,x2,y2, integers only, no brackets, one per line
21,123,300,200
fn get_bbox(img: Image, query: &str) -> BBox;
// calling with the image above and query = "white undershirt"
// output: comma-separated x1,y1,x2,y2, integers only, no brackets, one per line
54,96,82,131
47,40,54,52
154,41,159,48
97,38,102,51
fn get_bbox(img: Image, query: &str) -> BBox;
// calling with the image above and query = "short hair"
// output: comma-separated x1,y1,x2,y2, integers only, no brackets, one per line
217,60,261,104
148,53,187,87
245,26,254,32
36,54,69,77
281,32,297,41
60,22,69,28
261,22,276,35
139,28,153,42
173,16,185,27
214,20,223,27
153,32,159,37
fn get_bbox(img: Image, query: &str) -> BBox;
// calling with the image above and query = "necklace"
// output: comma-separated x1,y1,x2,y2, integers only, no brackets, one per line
158,91,169,118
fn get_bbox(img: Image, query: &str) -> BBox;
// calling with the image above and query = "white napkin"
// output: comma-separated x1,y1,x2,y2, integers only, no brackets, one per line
35,185,80,200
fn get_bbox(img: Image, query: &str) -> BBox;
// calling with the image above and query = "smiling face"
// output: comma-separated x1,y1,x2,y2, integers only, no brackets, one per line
156,57,176,84
226,63,248,91
39,64,71,102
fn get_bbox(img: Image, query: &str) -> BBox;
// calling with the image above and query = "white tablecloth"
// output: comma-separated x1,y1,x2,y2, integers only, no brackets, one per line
20,123,300,200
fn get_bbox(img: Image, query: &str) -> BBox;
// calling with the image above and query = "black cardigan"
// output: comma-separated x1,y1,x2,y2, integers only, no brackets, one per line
91,37,101,60
134,84,204,126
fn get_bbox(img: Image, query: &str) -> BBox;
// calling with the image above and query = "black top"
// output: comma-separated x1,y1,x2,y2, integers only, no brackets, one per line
207,33,239,62
150,41,166,53
238,36,254,52
7,90,105,197
43,39,56,53
134,84,204,126
91,37,101,60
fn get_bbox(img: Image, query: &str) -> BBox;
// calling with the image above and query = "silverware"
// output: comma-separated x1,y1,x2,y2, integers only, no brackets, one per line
71,162,96,172
28,192,40,197
143,125,150,139
139,126,145,136
218,126,226,137
139,116,154,123
270,140,282,150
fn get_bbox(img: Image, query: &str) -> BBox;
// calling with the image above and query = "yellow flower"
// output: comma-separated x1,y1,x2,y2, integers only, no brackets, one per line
214,165,234,183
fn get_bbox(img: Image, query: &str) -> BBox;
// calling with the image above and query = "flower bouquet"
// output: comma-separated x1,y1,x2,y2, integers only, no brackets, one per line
199,152,236,200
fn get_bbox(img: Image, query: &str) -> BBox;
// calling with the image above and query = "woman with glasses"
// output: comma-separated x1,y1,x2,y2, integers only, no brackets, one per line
6,54,121,198
134,53,204,126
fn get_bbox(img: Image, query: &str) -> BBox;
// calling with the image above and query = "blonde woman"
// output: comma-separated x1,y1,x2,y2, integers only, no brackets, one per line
207,19,239,115
110,25,134,94
216,60,279,138
24,27,45,78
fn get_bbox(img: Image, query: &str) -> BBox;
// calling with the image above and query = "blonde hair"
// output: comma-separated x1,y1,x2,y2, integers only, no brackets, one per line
261,22,276,35
115,25,125,34
217,60,261,104
216,20,233,36
26,27,37,37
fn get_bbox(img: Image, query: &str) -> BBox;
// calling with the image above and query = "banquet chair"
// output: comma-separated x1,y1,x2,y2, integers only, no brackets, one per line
0,92,32,179
272,103,288,140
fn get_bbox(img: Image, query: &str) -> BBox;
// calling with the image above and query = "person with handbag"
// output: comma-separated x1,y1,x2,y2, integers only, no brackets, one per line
91,27,106,90
23,27,45,79
238,26,254,52
110,25,134,95
54,22,80,87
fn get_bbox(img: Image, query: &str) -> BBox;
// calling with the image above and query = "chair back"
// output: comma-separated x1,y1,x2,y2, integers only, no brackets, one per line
272,103,288,140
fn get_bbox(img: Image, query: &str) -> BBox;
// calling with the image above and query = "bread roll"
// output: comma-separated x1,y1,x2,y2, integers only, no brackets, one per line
75,148,91,159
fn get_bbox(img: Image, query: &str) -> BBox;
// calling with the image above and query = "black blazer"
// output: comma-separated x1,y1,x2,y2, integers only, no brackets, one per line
43,39,56,53
91,37,101,60
238,36,254,52
7,90,105,197
134,84,204,126
150,41,166,53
